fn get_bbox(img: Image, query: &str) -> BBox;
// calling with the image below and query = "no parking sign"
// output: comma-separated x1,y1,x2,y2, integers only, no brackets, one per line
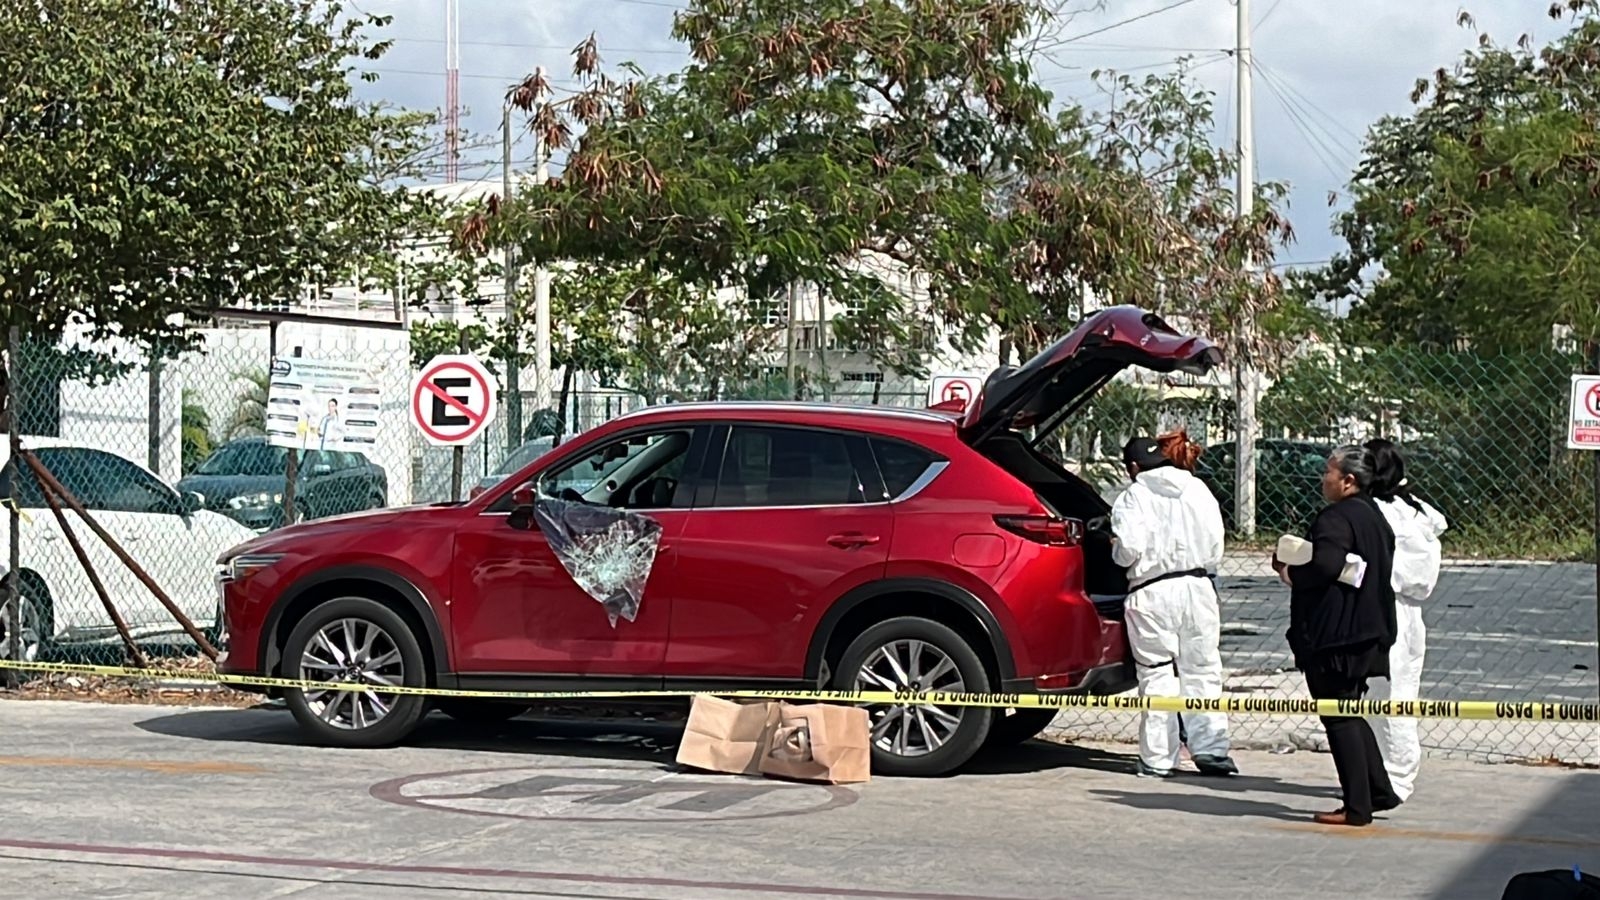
928,374,983,411
1568,375,1600,450
411,354,498,446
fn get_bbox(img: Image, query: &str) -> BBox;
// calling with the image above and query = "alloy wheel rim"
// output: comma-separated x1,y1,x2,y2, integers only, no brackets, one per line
0,599,43,663
853,639,966,758
298,617,404,730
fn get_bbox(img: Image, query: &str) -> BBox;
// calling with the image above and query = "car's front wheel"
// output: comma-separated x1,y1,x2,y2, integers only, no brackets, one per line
281,597,428,747
836,616,993,777
0,575,50,664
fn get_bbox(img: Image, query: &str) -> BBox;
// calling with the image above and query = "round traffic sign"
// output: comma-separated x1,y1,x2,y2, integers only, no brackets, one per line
1585,384,1600,419
411,354,498,446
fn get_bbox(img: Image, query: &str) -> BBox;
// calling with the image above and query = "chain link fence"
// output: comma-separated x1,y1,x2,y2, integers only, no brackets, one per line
3,328,1595,764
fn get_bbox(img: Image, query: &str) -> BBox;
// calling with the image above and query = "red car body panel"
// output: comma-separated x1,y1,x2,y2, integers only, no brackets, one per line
218,306,1221,708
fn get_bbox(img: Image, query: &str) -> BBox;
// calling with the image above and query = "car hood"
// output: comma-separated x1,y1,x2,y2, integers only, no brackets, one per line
218,502,462,561
960,305,1224,440
177,474,285,508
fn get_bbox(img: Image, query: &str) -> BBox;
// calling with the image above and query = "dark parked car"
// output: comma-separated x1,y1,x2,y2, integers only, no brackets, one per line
1195,438,1332,535
216,306,1221,776
470,437,555,498
180,437,387,531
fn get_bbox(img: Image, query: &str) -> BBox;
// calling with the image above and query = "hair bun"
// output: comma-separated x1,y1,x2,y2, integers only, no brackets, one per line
1156,429,1204,471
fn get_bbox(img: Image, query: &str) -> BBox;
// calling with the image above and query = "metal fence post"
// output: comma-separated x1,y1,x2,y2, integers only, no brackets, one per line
5,326,22,687
1591,342,1600,700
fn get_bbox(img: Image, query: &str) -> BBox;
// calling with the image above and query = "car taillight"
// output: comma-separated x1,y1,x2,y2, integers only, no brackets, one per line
994,515,1083,547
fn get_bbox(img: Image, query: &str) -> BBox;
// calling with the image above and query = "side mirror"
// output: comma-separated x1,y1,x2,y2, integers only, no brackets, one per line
180,491,205,515
508,486,535,530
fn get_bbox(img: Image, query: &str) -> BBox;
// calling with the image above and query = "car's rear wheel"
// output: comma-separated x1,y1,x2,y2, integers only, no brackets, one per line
985,708,1059,747
836,616,993,777
437,699,530,725
281,597,427,747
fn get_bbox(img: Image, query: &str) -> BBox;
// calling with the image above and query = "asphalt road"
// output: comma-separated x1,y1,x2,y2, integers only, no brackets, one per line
2,699,1597,900
1214,562,1598,704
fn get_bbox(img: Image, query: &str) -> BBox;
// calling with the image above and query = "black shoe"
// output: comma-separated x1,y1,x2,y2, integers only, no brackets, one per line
1373,795,1402,813
1191,753,1239,776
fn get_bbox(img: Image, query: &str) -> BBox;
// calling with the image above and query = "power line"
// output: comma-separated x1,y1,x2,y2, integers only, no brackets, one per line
1038,52,1224,86
1253,0,1287,31
1221,50,1235,155
1040,41,1226,53
1250,59,1347,184
1041,0,1202,49
1253,60,1359,159
1254,56,1365,146
390,36,688,56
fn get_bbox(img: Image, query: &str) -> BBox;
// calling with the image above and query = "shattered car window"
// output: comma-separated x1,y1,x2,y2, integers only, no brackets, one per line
532,497,663,627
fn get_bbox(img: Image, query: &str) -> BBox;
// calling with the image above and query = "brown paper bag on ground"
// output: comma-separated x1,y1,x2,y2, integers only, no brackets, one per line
675,695,780,776
758,702,872,784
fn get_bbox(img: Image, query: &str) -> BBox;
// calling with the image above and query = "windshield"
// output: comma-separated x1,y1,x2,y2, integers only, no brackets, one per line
493,439,554,477
195,442,289,476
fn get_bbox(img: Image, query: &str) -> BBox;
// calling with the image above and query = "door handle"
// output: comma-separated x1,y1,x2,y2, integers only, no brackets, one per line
827,533,880,549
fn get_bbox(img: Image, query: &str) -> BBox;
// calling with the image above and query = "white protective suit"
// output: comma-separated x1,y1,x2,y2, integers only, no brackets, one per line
1367,494,1448,802
1110,465,1229,772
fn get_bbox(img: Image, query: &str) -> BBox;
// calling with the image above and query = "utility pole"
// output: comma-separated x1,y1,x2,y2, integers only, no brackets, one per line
502,104,522,451
816,286,829,401
531,66,553,424
785,283,798,397
1232,0,1261,537
444,0,460,182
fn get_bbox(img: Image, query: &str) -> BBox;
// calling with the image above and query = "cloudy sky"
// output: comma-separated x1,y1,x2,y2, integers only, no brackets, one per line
348,0,1565,267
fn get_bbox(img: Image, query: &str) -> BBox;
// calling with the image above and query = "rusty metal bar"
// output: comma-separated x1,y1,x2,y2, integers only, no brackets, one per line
21,450,219,660
35,472,149,669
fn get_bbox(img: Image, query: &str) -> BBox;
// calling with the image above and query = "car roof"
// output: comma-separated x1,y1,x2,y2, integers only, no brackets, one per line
0,435,88,459
609,401,959,435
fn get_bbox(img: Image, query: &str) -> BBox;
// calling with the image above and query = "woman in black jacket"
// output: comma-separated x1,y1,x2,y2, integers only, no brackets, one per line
1273,444,1400,827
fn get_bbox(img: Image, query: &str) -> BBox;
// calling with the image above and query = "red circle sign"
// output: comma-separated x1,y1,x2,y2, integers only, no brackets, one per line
412,358,495,445
941,381,971,404
1585,384,1600,419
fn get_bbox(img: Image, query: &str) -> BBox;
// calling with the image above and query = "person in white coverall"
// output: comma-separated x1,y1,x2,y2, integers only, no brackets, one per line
1108,432,1238,778
1362,439,1447,804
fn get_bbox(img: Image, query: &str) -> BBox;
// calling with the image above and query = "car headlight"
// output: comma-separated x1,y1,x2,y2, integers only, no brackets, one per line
228,492,283,510
222,553,285,582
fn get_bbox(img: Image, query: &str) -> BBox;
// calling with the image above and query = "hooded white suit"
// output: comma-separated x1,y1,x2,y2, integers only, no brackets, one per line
1368,494,1448,802
1110,465,1230,772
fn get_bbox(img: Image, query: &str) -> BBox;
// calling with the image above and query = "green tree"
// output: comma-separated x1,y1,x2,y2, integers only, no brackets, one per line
461,2,1300,407
1311,1,1600,351
180,391,214,474
223,369,270,442
0,0,440,353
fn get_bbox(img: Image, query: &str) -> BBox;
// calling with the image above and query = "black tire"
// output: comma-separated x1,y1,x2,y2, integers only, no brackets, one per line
985,708,1059,747
835,616,993,777
281,597,428,747
437,699,530,726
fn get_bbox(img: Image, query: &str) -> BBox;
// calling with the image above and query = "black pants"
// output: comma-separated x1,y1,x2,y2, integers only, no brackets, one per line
1303,645,1398,824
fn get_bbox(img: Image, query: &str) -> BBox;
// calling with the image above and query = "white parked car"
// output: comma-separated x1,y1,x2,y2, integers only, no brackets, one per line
0,437,256,660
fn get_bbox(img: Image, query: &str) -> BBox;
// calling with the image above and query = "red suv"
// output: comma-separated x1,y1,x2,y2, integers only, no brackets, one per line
217,306,1221,776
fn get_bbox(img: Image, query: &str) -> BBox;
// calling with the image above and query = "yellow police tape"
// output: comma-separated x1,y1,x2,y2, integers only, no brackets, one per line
1,659,1597,722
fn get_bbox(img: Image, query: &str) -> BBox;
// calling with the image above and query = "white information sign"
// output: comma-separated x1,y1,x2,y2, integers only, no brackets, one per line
266,357,383,453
